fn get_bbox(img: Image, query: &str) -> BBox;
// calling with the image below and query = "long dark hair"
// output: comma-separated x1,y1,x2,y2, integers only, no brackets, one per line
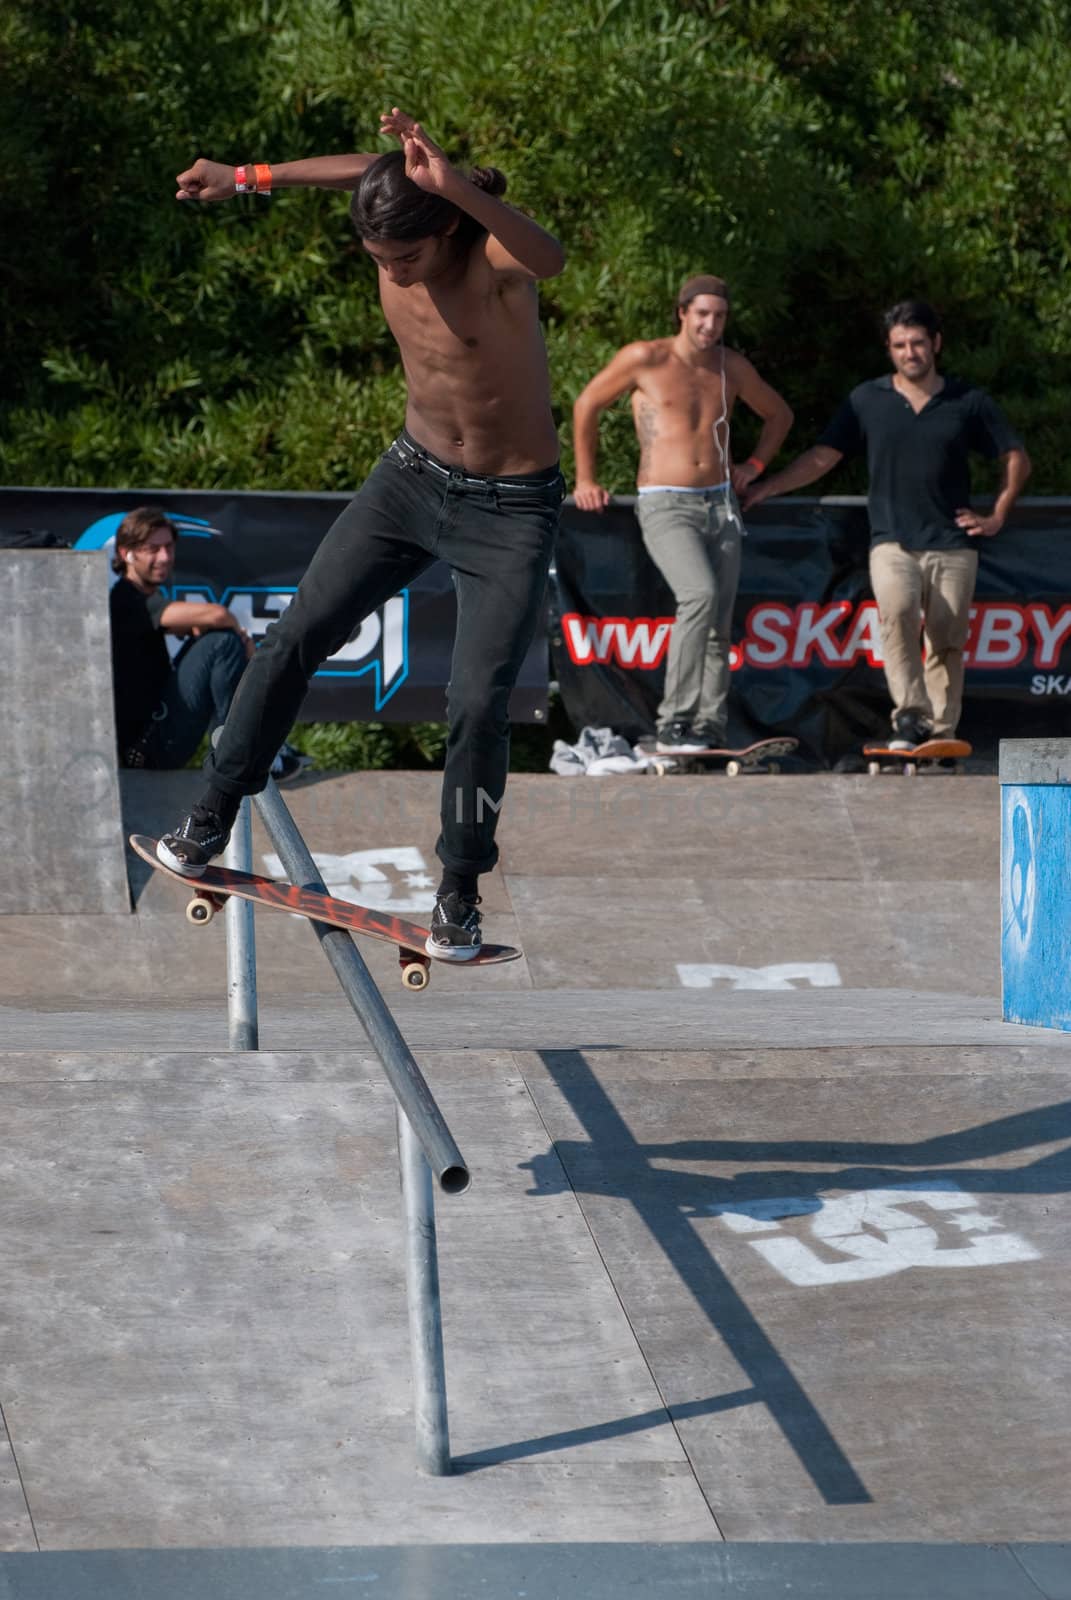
350,150,507,250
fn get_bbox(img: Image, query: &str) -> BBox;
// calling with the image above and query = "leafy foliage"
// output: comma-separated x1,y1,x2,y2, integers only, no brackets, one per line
2,0,1068,499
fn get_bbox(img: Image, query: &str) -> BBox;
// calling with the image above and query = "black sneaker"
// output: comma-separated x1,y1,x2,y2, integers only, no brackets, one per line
425,891,483,962
655,721,706,754
156,806,232,878
888,711,933,751
270,741,312,783
689,722,726,750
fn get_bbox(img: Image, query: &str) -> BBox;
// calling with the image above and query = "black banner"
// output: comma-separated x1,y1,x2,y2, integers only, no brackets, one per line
551,498,1071,765
0,486,549,724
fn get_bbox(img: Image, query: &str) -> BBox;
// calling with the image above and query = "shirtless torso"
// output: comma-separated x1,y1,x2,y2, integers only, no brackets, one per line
378,259,559,475
572,292,793,510
627,339,745,487
175,109,562,478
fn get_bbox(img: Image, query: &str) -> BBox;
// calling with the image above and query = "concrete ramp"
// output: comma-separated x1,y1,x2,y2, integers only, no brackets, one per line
3,552,128,914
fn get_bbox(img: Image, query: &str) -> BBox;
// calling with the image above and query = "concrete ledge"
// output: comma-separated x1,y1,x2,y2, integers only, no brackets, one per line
1,990,1069,1053
0,1543,1065,1598
2,551,128,913
999,738,1071,785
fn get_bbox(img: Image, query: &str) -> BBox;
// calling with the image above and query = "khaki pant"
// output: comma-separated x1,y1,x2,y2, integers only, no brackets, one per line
636,487,743,735
868,541,978,738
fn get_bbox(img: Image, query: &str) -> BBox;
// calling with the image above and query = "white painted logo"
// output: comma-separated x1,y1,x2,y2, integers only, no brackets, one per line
696,1182,1038,1285
262,847,436,914
676,962,842,990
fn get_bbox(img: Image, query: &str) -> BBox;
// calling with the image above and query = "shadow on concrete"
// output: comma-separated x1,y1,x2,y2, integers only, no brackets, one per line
507,1050,875,1505
613,1095,1071,1210
506,1054,1071,1506
452,1389,755,1470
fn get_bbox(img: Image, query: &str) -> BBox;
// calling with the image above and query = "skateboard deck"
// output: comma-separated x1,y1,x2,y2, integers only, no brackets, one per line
130,835,520,990
641,736,798,776
862,738,972,775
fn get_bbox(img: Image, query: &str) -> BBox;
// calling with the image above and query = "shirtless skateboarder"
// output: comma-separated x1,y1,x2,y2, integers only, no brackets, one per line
572,275,793,753
157,109,566,961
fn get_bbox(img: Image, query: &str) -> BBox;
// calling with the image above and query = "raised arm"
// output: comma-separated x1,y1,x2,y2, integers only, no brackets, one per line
741,445,844,510
176,153,380,202
379,109,565,280
726,352,794,495
572,345,650,512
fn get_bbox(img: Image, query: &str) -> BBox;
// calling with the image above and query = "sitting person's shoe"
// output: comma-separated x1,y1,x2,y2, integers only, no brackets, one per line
655,721,706,754
888,711,933,751
425,891,483,962
270,741,312,783
157,805,233,877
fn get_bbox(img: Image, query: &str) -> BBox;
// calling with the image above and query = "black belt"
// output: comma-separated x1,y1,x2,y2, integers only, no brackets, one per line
389,436,558,491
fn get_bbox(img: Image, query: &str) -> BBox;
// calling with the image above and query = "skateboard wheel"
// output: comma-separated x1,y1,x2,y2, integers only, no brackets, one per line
725,759,742,777
867,761,881,776
401,961,430,991
186,896,216,926
766,762,781,775
904,761,918,777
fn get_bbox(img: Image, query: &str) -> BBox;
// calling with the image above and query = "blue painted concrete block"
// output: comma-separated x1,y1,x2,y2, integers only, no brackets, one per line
1001,772,1071,1030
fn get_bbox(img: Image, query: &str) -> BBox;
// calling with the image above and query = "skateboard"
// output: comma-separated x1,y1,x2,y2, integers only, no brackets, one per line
862,738,972,776
130,835,521,990
640,736,799,777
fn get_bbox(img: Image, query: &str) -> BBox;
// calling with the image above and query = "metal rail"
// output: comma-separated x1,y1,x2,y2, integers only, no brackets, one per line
248,775,463,1475
222,798,258,1051
252,777,469,1197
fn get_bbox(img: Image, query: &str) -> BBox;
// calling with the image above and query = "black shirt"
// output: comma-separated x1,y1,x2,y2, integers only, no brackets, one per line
109,577,172,749
817,374,1023,550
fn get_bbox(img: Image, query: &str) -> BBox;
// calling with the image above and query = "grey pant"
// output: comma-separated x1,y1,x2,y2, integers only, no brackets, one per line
636,487,744,735
869,541,978,738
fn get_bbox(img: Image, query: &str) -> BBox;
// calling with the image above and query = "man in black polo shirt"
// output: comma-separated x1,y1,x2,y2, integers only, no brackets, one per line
743,299,1031,747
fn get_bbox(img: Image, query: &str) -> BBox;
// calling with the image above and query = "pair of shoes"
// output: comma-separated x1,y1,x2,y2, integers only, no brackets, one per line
270,741,312,783
887,711,933,751
157,805,233,877
425,891,482,961
655,721,707,755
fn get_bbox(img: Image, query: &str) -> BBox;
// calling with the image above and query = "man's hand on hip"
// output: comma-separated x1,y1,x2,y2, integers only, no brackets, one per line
956,507,1002,538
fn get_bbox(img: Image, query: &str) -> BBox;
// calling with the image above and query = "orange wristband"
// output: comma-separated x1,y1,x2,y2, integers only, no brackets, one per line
253,162,273,195
746,455,765,474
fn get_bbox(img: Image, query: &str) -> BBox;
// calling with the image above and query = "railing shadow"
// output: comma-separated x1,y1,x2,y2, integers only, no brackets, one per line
473,1055,1070,1500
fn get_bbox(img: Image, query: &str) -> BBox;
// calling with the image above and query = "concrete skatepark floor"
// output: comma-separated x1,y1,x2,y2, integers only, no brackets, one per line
2,772,1069,1597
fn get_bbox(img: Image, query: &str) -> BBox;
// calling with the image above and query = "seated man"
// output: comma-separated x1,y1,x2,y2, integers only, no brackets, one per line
109,505,306,776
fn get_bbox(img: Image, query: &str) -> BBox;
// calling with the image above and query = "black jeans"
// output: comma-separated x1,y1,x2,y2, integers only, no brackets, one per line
208,432,563,876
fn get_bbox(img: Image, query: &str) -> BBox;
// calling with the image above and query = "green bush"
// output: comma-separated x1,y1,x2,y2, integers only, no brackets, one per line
2,0,1067,493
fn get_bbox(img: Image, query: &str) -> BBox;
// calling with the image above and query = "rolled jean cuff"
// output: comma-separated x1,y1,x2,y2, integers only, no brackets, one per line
435,836,499,877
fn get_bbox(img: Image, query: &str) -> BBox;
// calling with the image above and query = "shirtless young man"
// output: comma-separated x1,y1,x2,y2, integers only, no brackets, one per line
158,109,566,960
572,275,792,753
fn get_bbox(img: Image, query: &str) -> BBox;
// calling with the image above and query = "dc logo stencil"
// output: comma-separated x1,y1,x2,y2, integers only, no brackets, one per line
694,1181,1039,1286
